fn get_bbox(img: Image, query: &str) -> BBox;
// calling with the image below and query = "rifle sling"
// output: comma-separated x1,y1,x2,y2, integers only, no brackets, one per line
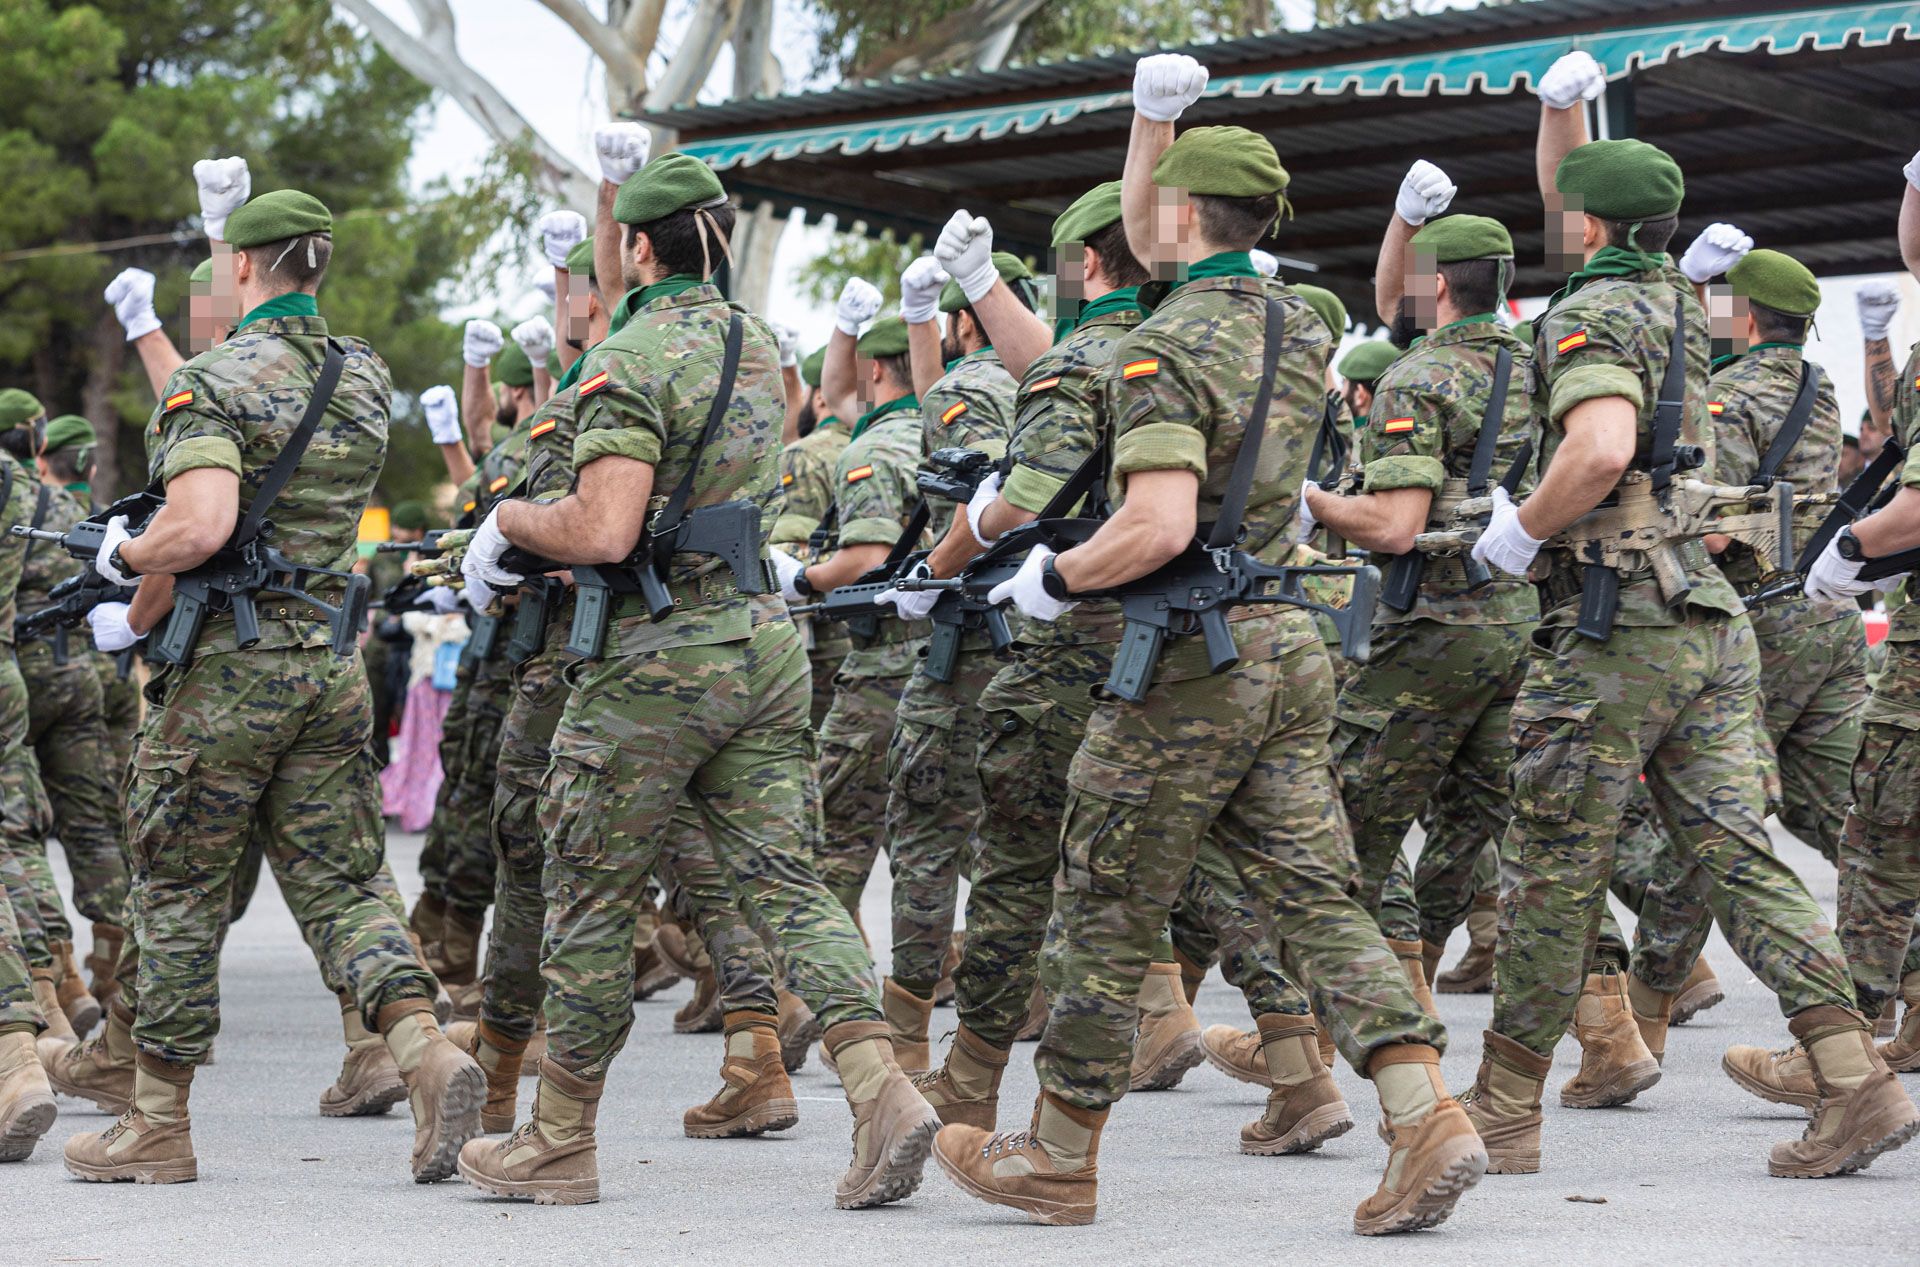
1465,347,1514,498
1754,362,1822,487
1799,436,1906,571
20,483,49,567
647,313,744,566
1647,301,1687,493
1205,298,1286,551
232,339,346,549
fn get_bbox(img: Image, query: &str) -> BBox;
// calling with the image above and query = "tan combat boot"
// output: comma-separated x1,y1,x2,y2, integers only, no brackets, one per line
1129,962,1204,1091
1769,1006,1920,1178
436,907,485,990
1313,1011,1339,1070
826,1019,941,1208
883,978,936,1075
1421,941,1444,994
85,922,126,1009
1670,955,1725,1025
446,1018,527,1132
320,993,407,1118
1435,895,1497,994
933,1090,1104,1226
653,921,698,977
521,1015,547,1074
1874,970,1920,1072
631,922,682,1002
410,892,448,968
1239,1017,1353,1156
1461,1030,1552,1174
1627,974,1675,1066
1355,1044,1487,1235
52,942,100,1036
775,989,818,1074
1560,971,1661,1108
457,1057,601,1204
63,1054,196,1183
1014,982,1049,1042
675,968,722,1035
1877,998,1898,1040
1174,949,1208,1005
0,1028,56,1161
1721,1043,1817,1111
933,931,963,1007
30,969,77,1058
1202,1024,1270,1088
46,998,134,1113
1386,939,1440,1022
684,1012,798,1139
379,998,484,1182
912,1023,1009,1130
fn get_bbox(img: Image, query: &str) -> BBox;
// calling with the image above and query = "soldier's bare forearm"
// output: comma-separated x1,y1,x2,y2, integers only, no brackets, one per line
805,542,887,592
1853,485,1920,558
1375,216,1417,326
971,283,1053,380
907,319,943,402
1055,469,1196,592
821,327,860,424
925,514,987,580
1901,180,1920,278
462,363,494,457
499,454,652,564
1122,113,1176,274
1516,397,1635,539
593,180,622,310
1536,103,1589,206
126,574,176,637
1867,337,1896,431
133,331,186,398
1307,484,1431,556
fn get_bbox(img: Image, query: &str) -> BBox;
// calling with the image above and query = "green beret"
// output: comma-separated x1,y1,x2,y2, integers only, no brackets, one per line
939,252,1035,314
493,341,534,388
1728,249,1820,318
42,414,94,453
1336,341,1399,384
1293,284,1346,339
1152,126,1289,198
614,154,726,227
1554,140,1684,221
1512,320,1534,345
1051,181,1124,248
223,189,333,249
190,258,214,285
857,317,910,359
1411,214,1513,263
0,389,45,430
564,236,595,280
801,346,826,388
391,500,431,531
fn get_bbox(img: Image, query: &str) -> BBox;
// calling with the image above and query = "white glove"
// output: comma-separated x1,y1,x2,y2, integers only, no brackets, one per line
511,316,556,367
899,255,952,325
1249,249,1279,278
460,508,523,590
93,516,135,586
104,268,161,341
876,562,941,622
1295,479,1320,543
1395,160,1457,227
1536,50,1606,110
835,278,883,336
773,322,801,368
593,123,652,185
425,585,464,615
1905,147,1920,192
88,602,138,653
463,319,504,369
1858,282,1901,341
1678,223,1752,284
1470,487,1545,578
965,470,1004,544
463,576,497,614
534,276,557,303
1805,537,1872,603
934,211,996,305
988,546,1074,622
1132,53,1209,123
770,546,806,601
420,385,462,445
537,210,588,268
193,156,250,241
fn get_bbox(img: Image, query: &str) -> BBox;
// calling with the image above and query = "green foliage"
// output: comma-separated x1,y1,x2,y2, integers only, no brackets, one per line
793,228,924,309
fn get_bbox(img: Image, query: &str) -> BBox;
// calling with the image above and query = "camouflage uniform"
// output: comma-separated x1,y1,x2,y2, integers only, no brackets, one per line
1037,271,1442,1108
127,309,438,1064
536,282,878,1080
770,415,853,727
1490,261,1856,1057
0,455,56,985
94,651,141,774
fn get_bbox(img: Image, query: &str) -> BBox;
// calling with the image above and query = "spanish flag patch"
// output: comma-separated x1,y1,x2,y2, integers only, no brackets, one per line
488,476,509,494
1708,401,1725,416
530,418,557,440
164,389,194,412
463,499,477,513
780,473,794,487
846,465,874,484
1382,417,1415,435
1028,376,1062,393
1122,359,1160,380
941,401,969,425
580,371,610,397
1555,330,1589,355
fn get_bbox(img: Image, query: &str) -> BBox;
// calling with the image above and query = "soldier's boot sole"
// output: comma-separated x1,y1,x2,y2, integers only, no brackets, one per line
1671,977,1725,1027
835,1095,940,1210
1352,1138,1487,1236
413,1062,485,1184
1720,1051,1819,1112
65,1151,197,1184
1129,1027,1205,1092
0,1091,56,1161
456,1156,600,1205
931,1134,1095,1226
319,1070,409,1118
683,1097,799,1140
633,964,683,1002
1769,1106,1920,1178
1560,1060,1660,1109
1239,1102,1354,1156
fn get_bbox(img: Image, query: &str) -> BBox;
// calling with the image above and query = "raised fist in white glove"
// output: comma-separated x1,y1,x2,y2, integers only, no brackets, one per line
835,277,883,336
193,156,251,241
1470,487,1545,578
773,322,801,368
965,470,1004,544
88,602,138,653
511,316,556,367
934,210,996,305
1133,54,1209,123
899,255,951,325
988,546,1074,622
594,123,652,185
1536,50,1606,111
1678,223,1752,284
1858,281,1901,342
770,546,806,601
464,319,504,369
1396,160,1457,227
876,561,941,622
105,268,161,341
537,210,588,269
534,276,557,303
419,385,462,445
461,507,523,590
1249,249,1279,278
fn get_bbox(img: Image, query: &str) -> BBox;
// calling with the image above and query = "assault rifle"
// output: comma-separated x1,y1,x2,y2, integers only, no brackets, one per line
14,571,138,667
11,487,165,564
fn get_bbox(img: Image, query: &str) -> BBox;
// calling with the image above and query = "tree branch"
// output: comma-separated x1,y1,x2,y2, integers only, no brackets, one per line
854,0,1048,79
646,0,744,108
534,0,650,102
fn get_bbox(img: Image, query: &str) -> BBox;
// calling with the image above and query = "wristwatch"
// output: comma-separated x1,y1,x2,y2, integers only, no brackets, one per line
108,543,139,579
791,568,814,599
1040,554,1072,601
1836,528,1867,563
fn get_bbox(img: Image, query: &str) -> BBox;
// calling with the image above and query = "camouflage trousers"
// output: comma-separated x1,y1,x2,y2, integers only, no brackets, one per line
1412,779,1500,947
802,621,851,729
1168,844,1313,1022
813,651,914,917
20,639,128,935
0,873,38,1033
885,648,993,995
419,652,512,919
0,653,54,974
94,650,141,778
1491,607,1856,1057
1036,614,1443,1108
1834,635,1920,1017
125,646,436,1064
536,615,878,1079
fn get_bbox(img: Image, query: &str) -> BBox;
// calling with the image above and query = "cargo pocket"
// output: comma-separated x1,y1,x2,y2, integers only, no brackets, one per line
1852,724,1920,829
1060,746,1154,896
977,697,1056,820
126,743,202,880
540,736,618,869
888,697,956,806
1331,695,1394,821
1506,693,1599,824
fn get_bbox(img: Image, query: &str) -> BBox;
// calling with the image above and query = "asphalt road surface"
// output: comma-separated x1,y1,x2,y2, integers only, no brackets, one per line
16,824,1915,1266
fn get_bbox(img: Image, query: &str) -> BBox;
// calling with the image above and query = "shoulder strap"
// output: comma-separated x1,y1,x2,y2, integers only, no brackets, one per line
1036,439,1111,521
233,338,346,547
1648,300,1687,493
649,313,744,555
1206,298,1286,551
1755,362,1823,486
1466,347,1515,498
21,484,50,566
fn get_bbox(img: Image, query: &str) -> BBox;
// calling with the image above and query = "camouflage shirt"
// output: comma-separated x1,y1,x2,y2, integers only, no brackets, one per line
524,385,583,502
1885,339,1920,644
921,347,1017,540
16,483,86,608
771,416,851,552
832,406,930,677
0,455,38,643
1532,261,1741,625
1362,317,1539,626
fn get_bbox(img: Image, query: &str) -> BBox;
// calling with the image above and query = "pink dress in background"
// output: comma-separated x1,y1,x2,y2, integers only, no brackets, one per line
381,675,451,831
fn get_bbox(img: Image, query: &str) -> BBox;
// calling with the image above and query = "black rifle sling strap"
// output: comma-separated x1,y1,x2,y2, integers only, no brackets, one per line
1034,438,1111,521
647,313,744,567
1648,302,1687,494
20,483,50,566
1799,437,1906,571
232,338,347,549
1755,362,1823,487
1206,298,1287,551
1307,392,1346,486
1465,347,1515,498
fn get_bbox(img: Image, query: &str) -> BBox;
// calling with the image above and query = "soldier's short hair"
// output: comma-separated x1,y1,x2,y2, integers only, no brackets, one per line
1748,299,1810,345
1191,193,1280,251
242,233,333,291
632,204,738,278
1437,258,1504,315
1597,213,1678,255
1085,220,1148,289
874,351,913,391
43,446,90,483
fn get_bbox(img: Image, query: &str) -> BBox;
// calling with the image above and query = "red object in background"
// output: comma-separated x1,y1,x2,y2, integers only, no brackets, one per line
1867,612,1889,646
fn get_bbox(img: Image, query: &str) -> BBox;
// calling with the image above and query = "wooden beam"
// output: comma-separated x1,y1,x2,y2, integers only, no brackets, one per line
1644,56,1920,154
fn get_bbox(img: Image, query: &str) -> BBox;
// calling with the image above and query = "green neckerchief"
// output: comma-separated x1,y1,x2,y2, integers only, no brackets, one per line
817,414,844,431
1182,251,1260,285
64,481,89,496
1408,311,1499,351
1552,245,1668,307
1053,286,1145,341
610,274,706,332
850,393,918,441
236,292,319,331
1712,340,1804,372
